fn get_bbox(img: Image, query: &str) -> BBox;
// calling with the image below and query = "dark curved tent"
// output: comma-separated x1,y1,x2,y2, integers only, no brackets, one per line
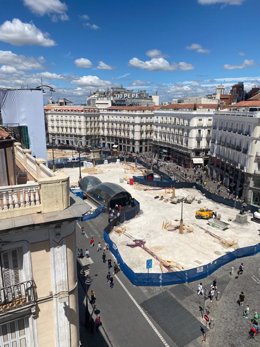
79,176,102,192
86,182,132,208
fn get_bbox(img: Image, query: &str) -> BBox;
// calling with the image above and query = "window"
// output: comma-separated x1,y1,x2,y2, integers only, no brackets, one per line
0,318,29,347
0,248,22,288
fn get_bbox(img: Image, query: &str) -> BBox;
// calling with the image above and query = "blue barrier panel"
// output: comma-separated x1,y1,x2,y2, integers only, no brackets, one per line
81,205,104,221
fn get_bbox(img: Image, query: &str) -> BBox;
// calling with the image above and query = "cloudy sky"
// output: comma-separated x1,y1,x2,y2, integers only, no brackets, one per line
0,0,259,103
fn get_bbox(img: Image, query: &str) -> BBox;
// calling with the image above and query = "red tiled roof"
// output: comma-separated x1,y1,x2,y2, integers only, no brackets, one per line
248,93,260,101
0,127,12,140
107,106,159,111
231,100,260,107
159,103,218,110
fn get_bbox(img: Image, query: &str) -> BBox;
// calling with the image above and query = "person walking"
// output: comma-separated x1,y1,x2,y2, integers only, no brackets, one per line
102,251,106,263
90,237,95,248
238,291,245,306
237,263,244,276
85,248,90,258
243,305,250,318
109,276,114,288
90,290,96,305
197,283,204,296
97,242,102,252
107,259,112,269
200,326,206,342
106,271,111,282
208,287,215,302
95,315,102,330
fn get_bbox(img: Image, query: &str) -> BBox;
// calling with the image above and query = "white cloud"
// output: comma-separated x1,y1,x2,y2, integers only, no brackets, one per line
0,65,17,73
198,0,244,5
224,59,254,70
186,43,210,54
74,58,93,68
72,75,111,87
84,23,100,30
0,50,44,70
177,62,194,71
80,14,90,20
0,19,55,46
116,73,131,79
23,0,68,21
97,61,112,70
146,49,163,58
37,71,64,79
128,57,194,71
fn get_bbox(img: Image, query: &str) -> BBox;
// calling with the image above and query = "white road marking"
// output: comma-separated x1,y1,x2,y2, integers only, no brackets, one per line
115,275,170,347
251,275,260,284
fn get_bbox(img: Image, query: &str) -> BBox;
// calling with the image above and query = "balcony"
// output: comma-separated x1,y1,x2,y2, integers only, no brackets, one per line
0,280,36,316
0,143,70,219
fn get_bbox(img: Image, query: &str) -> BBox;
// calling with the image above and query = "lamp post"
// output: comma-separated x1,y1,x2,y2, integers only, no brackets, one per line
75,139,82,183
52,138,55,172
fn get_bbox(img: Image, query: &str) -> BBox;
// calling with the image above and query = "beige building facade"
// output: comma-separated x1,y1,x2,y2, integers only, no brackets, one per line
0,128,86,347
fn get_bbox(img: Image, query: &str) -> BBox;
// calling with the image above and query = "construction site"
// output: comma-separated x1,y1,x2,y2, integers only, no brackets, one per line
59,161,260,274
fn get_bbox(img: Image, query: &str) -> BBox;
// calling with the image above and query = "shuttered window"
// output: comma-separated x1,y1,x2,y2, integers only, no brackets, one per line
0,248,22,287
0,318,29,347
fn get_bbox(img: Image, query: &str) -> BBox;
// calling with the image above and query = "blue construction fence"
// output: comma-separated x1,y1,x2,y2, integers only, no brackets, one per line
104,229,260,286
133,175,258,213
81,204,105,221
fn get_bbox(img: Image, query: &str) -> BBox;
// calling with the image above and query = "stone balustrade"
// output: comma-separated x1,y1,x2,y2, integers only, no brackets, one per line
0,183,41,211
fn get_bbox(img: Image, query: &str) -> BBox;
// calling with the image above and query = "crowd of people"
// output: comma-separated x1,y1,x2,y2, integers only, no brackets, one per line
197,263,259,342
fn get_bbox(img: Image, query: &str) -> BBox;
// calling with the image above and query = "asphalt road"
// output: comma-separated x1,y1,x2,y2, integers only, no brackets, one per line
77,212,260,347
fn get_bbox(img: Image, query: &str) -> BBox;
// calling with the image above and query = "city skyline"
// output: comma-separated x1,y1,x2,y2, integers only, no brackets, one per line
0,0,259,102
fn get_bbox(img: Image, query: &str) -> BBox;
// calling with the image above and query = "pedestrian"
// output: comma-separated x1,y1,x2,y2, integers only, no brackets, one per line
238,291,245,306
114,261,120,274
95,315,102,330
90,237,95,248
237,263,244,276
199,305,204,318
97,242,102,252
208,288,215,302
102,251,106,263
81,226,85,235
109,276,114,288
79,249,84,258
253,311,259,322
107,259,112,269
212,279,217,290
197,283,204,296
243,305,250,318
85,248,90,258
106,271,111,282
200,326,206,342
90,290,96,305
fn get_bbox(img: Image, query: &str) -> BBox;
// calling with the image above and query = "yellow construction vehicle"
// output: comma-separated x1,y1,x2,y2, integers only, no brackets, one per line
195,208,214,219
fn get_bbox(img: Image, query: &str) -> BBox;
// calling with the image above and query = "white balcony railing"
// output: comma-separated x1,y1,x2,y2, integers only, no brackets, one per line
0,183,40,211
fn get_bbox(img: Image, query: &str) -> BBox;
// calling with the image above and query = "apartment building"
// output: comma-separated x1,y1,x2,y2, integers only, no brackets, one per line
152,104,215,167
45,105,100,148
209,100,260,205
0,127,87,347
99,106,154,153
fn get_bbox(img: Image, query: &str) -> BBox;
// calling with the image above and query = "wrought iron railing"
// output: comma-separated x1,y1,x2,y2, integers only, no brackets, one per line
0,280,36,314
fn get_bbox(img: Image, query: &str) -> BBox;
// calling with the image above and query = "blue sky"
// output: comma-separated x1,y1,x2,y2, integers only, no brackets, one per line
0,0,259,103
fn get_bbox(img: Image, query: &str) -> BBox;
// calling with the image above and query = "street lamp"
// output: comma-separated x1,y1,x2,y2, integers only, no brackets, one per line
74,139,82,182
52,138,56,172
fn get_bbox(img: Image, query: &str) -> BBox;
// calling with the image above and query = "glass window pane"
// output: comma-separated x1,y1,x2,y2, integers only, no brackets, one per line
10,321,16,339
2,324,8,342
18,319,25,336
20,337,27,347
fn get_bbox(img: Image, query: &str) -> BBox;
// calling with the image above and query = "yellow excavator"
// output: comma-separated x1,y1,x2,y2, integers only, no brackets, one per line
195,208,214,219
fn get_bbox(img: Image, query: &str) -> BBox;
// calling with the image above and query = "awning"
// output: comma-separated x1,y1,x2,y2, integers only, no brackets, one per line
192,158,204,164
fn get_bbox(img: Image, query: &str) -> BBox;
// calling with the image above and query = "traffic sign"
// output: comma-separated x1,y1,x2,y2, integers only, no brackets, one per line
146,259,153,269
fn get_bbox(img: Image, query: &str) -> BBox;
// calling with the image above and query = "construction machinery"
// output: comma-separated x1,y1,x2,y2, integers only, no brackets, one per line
195,208,214,220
